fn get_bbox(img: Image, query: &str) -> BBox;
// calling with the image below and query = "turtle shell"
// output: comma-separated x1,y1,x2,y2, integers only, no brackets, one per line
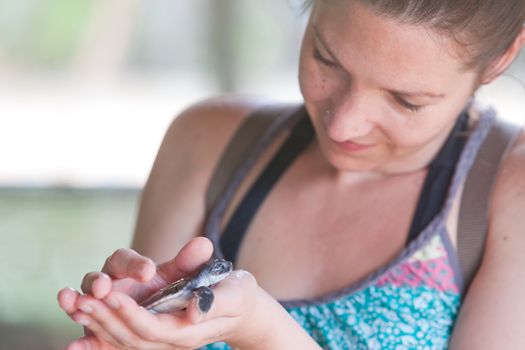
159,278,190,298
139,277,191,310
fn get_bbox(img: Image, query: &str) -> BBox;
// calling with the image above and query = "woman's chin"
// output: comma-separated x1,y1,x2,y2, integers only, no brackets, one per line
324,152,382,174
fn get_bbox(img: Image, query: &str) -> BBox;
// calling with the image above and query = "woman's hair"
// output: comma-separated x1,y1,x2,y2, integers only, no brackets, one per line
303,0,525,71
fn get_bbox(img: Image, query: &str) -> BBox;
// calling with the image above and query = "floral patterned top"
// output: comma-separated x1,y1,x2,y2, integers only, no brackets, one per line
200,107,495,350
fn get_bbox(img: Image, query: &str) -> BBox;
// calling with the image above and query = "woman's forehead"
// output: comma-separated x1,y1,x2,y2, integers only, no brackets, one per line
311,1,471,91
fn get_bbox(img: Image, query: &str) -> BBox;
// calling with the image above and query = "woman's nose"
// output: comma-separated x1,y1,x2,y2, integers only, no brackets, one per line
324,91,374,142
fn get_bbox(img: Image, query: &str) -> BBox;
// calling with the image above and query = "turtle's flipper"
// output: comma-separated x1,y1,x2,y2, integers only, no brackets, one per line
193,286,214,313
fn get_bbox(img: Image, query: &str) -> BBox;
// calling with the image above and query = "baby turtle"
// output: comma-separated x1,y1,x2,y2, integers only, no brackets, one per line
140,258,233,314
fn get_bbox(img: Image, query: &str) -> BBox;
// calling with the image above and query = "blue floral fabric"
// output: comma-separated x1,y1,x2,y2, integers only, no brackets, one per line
198,233,462,350
286,285,460,349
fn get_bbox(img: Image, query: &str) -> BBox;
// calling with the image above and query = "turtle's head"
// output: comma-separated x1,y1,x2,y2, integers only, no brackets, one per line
200,258,233,285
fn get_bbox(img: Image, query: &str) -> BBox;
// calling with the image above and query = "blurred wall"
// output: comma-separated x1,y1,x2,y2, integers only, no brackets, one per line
0,0,307,188
0,1,307,349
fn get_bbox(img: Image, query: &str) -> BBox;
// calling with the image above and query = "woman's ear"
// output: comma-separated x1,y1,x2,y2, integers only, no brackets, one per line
481,24,525,85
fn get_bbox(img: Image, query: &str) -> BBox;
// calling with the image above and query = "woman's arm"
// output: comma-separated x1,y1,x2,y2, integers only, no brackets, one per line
61,239,321,350
59,96,322,350
449,131,525,349
131,95,260,262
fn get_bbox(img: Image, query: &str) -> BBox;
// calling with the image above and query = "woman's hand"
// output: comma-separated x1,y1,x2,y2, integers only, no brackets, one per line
66,270,272,349
58,237,214,312
57,237,285,350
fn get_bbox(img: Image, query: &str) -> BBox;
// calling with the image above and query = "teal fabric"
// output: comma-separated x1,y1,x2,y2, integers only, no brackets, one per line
286,285,460,349
198,232,462,350
199,285,460,350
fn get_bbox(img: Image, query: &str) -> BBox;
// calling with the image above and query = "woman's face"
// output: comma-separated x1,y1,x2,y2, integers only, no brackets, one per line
299,1,480,174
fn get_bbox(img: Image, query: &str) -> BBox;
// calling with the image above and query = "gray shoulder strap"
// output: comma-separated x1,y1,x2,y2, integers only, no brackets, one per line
205,104,297,214
458,116,522,294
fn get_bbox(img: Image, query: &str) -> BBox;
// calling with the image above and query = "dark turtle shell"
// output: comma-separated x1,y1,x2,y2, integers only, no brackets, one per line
158,278,190,298
139,278,190,309
140,259,233,314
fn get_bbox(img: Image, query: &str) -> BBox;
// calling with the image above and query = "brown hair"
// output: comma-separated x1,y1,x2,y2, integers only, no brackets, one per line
304,0,525,71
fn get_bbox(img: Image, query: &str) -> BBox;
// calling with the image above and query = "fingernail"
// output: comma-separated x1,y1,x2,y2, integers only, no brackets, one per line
105,296,120,310
134,262,145,274
80,304,93,314
229,270,249,282
66,341,81,350
77,317,90,327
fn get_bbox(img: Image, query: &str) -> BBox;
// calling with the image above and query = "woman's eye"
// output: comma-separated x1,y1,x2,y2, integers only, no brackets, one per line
313,48,338,68
395,96,422,112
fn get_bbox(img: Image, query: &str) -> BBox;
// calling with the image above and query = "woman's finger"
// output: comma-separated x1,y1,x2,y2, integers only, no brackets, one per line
103,273,256,350
157,237,214,282
71,311,161,350
174,315,240,347
102,248,157,282
180,271,274,348
104,290,222,349
186,270,258,323
80,272,112,298
80,293,178,350
66,335,112,350
70,311,122,349
58,287,82,314
75,294,151,349
103,291,192,344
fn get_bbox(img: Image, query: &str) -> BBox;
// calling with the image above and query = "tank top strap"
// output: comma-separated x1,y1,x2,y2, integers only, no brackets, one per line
405,110,469,244
381,107,496,261
438,108,496,220
204,104,497,260
204,104,306,258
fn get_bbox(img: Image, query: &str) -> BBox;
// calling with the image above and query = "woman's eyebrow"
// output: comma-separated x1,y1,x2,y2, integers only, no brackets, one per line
312,25,343,66
313,24,446,100
390,90,446,99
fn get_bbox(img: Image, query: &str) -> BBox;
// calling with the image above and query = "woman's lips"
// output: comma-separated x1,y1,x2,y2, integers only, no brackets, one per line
334,140,374,152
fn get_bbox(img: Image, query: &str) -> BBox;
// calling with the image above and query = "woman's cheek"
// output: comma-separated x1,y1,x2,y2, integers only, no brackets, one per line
299,63,335,104
298,62,316,102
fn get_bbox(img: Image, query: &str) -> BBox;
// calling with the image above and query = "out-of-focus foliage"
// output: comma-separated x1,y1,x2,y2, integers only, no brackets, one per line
0,2,307,349
0,0,92,67
0,0,307,85
0,188,137,349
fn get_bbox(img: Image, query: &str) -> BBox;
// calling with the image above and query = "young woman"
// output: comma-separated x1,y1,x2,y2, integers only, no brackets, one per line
59,1,525,349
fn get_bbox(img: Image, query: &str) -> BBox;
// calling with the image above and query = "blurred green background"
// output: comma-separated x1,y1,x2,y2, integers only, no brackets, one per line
0,1,524,349
0,188,137,349
0,1,307,348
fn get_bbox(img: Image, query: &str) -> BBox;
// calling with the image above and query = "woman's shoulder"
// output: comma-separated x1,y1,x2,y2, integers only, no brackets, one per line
484,122,525,261
490,123,525,205
150,94,287,192
449,126,525,350
133,95,278,259
165,94,301,173
167,95,270,157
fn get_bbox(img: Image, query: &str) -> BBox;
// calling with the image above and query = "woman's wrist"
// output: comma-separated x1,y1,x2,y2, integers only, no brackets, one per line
224,286,272,349
226,287,321,350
